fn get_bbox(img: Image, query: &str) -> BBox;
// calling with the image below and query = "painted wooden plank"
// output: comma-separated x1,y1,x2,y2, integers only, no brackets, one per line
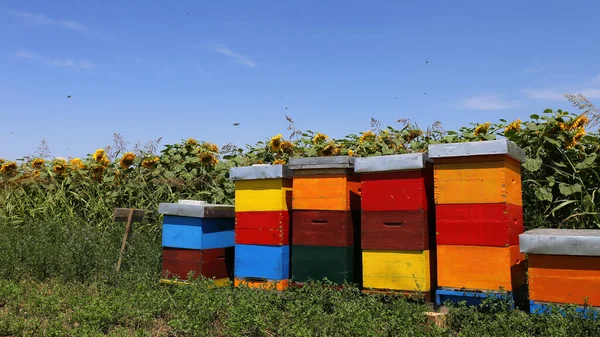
528,254,600,306
113,208,145,222
161,216,234,250
292,174,361,211
159,278,231,287
361,210,430,250
235,211,290,245
437,245,525,292
234,179,293,212
433,156,522,205
291,245,357,285
529,300,600,318
436,203,523,247
435,288,521,309
292,210,358,247
362,250,431,292
360,171,432,211
234,278,289,291
161,247,233,280
234,244,290,280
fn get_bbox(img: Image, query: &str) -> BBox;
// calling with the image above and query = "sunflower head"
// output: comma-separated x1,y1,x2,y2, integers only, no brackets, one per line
347,149,355,157
504,119,522,134
185,138,199,147
70,158,86,170
141,156,160,169
0,162,18,175
119,152,136,170
273,159,286,165
319,141,341,157
93,149,106,162
31,158,45,169
571,114,590,130
474,122,491,135
52,158,68,176
281,141,295,154
406,129,424,142
312,133,329,144
32,170,41,178
359,131,376,142
200,152,218,166
269,134,283,152
202,143,219,153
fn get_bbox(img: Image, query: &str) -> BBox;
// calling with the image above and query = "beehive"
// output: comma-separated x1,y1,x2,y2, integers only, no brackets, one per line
288,156,361,286
158,201,235,284
355,153,435,299
429,140,527,307
521,229,600,315
230,164,292,289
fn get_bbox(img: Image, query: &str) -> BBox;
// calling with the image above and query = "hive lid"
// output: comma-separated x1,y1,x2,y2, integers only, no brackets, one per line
158,201,235,218
519,228,600,256
229,164,292,180
288,156,354,170
354,153,430,173
428,139,525,163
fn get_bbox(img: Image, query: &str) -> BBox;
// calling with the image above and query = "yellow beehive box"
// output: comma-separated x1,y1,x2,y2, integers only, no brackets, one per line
362,250,432,292
230,165,293,212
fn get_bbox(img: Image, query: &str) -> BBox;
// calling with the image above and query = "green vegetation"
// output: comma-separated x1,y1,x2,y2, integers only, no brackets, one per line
1,95,599,335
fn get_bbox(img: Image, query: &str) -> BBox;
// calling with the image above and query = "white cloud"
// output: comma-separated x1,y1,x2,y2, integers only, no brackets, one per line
525,74,600,101
5,8,88,32
206,43,256,68
525,89,565,101
15,50,95,70
462,94,515,110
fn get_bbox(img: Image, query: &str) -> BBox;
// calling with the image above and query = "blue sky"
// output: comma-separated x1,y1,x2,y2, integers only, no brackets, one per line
1,0,600,160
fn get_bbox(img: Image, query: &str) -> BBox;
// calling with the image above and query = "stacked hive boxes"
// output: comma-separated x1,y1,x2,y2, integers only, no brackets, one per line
354,153,436,300
520,229,600,315
428,140,527,306
288,157,361,286
159,201,235,285
229,164,292,290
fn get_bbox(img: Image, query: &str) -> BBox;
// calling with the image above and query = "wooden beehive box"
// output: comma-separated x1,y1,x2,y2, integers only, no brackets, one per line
158,201,235,283
230,164,292,246
520,229,600,312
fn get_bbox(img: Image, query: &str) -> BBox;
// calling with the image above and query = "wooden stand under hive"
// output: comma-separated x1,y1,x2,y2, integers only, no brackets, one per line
354,153,436,301
288,156,361,287
428,140,527,308
520,229,600,316
230,164,292,290
159,201,235,286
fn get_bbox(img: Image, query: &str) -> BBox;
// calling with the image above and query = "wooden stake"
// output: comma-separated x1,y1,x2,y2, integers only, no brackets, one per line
116,208,135,273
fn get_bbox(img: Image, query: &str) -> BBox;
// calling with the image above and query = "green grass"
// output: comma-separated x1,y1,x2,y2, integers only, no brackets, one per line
1,216,600,336
1,277,600,337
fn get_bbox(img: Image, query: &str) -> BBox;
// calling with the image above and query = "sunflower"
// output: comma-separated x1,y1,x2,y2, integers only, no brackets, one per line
0,162,17,175
202,143,219,153
52,158,68,176
141,156,160,169
347,149,355,157
571,114,590,130
200,152,218,166
405,129,424,142
558,122,569,131
185,138,199,147
268,134,283,152
319,141,341,156
312,133,329,144
565,128,586,149
31,158,45,169
93,149,106,162
359,131,376,142
273,159,286,165
504,119,522,134
281,141,295,154
70,158,86,170
474,122,491,135
119,152,136,170
33,170,41,178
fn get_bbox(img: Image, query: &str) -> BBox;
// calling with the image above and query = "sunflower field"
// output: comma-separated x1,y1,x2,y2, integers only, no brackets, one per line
1,100,600,336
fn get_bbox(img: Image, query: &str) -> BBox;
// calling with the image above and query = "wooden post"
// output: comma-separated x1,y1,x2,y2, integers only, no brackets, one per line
113,208,145,273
